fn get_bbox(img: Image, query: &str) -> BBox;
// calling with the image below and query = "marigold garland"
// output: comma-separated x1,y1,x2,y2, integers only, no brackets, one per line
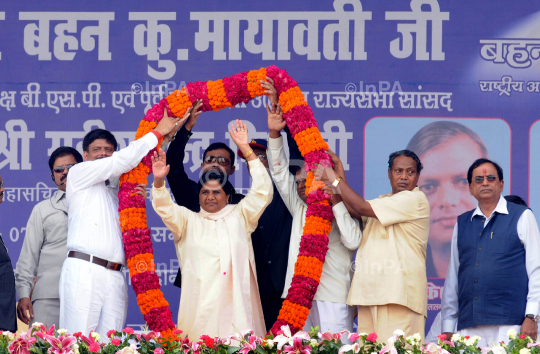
120,66,334,339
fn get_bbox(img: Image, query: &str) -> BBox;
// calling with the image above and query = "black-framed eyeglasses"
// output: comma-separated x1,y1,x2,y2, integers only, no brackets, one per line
0,181,3,189
53,164,76,173
474,175,497,184
204,155,231,166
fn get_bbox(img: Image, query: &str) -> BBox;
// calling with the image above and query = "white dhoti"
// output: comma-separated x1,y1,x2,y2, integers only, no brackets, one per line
303,300,354,343
59,258,128,338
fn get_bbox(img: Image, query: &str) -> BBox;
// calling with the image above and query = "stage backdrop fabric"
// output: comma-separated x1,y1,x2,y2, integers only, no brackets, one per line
1,0,539,334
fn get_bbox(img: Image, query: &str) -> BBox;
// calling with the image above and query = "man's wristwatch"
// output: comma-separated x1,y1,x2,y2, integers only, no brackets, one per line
525,314,539,322
332,176,343,188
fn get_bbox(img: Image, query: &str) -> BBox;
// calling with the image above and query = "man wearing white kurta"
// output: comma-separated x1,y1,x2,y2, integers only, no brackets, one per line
266,110,361,336
442,158,540,346
60,115,182,337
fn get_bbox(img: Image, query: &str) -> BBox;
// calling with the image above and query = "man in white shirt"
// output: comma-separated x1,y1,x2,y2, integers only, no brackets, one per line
266,104,362,338
59,114,183,337
442,158,540,346
16,147,83,328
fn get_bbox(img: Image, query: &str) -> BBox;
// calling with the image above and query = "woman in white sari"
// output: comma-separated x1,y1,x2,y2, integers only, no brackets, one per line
151,120,273,340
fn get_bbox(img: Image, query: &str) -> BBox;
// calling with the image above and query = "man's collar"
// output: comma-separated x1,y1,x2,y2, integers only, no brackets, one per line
380,186,420,198
471,195,507,221
53,189,66,203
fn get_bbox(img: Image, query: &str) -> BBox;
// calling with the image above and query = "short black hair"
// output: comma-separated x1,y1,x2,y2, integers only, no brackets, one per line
83,129,118,152
48,147,83,172
505,195,527,207
467,158,503,184
388,150,423,173
203,142,235,165
198,169,234,196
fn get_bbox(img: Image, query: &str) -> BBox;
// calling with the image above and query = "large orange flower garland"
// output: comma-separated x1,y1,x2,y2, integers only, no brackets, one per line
119,65,333,339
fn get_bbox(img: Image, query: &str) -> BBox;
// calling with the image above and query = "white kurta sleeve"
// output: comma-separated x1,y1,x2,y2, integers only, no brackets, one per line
68,132,158,193
151,182,191,242
517,209,540,316
267,135,300,214
14,206,44,299
332,201,362,250
236,158,273,234
441,223,460,333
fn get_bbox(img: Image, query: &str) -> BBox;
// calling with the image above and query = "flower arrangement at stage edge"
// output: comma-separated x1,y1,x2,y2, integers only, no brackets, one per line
3,327,540,354
119,66,334,338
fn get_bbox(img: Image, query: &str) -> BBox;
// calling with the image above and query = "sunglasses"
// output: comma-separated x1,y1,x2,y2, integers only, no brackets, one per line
53,164,76,173
204,155,231,166
474,175,497,184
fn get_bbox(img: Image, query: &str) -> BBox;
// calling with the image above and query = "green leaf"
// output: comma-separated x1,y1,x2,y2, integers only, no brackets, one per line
227,346,241,354
255,344,267,354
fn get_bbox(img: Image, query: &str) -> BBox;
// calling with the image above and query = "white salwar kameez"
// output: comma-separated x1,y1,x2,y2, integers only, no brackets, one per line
152,158,273,340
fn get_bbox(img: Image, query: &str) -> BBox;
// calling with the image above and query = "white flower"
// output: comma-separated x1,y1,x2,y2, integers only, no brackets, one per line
358,333,368,337
32,322,44,328
266,340,274,349
491,345,506,354
57,329,68,335
465,337,477,346
91,331,101,342
1,331,15,342
450,333,461,342
393,329,405,337
507,329,518,339
412,333,421,342
520,348,531,354
310,339,319,347
72,344,80,354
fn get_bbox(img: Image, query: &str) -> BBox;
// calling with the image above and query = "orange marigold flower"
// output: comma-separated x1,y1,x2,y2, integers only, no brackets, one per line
294,256,323,282
278,86,307,113
137,289,170,315
293,128,329,156
127,253,155,276
207,80,233,111
166,88,193,117
278,300,309,330
247,68,267,98
120,207,148,231
303,215,332,236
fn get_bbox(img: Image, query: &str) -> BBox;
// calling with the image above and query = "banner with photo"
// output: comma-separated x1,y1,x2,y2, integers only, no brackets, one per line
0,0,539,335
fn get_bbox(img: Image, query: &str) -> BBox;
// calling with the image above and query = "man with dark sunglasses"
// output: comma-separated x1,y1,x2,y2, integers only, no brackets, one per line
14,147,82,329
442,158,540,346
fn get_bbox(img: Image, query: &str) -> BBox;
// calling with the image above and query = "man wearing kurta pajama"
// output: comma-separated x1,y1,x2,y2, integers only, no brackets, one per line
60,116,180,337
267,135,362,337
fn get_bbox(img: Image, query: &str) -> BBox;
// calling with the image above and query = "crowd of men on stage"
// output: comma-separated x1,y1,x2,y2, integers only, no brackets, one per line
1,80,539,347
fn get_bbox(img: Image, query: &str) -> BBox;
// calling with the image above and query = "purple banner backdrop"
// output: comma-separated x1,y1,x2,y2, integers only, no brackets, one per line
1,0,539,335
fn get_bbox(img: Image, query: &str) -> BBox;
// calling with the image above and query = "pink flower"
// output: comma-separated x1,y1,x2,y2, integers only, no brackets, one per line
173,329,183,336
88,342,100,353
107,330,116,339
366,333,378,342
348,333,361,342
122,328,134,335
339,343,360,354
283,337,311,354
111,339,121,346
437,334,446,342
44,334,77,354
8,328,36,354
239,336,262,354
154,349,164,354
519,334,527,339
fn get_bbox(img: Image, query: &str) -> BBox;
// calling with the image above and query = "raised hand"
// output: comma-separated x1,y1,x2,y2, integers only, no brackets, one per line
185,99,203,131
322,184,342,206
151,149,170,183
162,106,194,148
260,76,278,105
155,109,185,136
229,119,250,148
267,103,286,137
326,150,346,181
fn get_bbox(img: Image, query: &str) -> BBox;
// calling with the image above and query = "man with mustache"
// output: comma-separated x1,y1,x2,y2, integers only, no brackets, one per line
15,147,82,328
59,111,184,338
0,174,17,332
442,158,540,346
315,149,429,341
